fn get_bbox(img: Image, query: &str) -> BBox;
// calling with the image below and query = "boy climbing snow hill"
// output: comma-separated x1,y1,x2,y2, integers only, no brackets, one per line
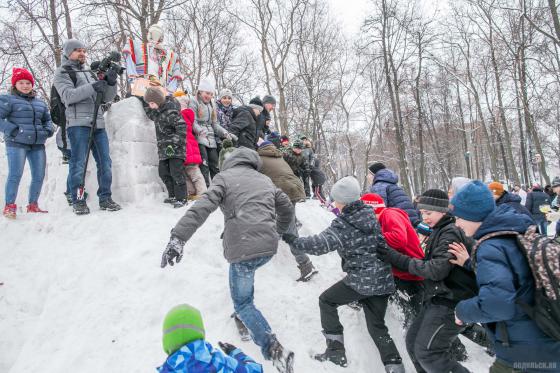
283,176,405,373
377,189,478,373
143,86,188,208
158,304,262,373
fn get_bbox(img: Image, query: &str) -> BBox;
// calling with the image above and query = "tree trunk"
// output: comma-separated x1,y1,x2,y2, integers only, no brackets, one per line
49,0,61,67
61,0,73,39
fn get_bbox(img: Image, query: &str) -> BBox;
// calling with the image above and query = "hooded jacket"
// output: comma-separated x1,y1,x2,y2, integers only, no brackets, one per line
188,97,227,148
0,89,54,146
496,191,533,220
144,96,186,161
377,207,424,282
257,143,306,202
172,148,293,263
180,108,202,165
406,214,478,305
229,106,258,150
53,56,117,129
370,168,420,227
157,339,262,373
455,204,560,370
292,200,395,296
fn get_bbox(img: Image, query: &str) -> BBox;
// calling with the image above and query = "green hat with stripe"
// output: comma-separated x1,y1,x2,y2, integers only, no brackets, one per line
162,304,206,355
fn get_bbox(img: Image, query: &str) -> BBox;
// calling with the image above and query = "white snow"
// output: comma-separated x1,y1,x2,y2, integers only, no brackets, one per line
0,100,493,372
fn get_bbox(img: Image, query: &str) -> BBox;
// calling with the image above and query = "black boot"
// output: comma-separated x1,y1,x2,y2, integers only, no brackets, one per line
314,338,347,367
73,200,90,215
268,336,294,373
297,261,318,282
163,197,176,204
99,198,122,211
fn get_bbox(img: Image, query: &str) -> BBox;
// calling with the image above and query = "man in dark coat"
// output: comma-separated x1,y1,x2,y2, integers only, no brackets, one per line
250,96,275,140
525,184,551,235
160,147,295,372
284,177,403,372
378,189,477,373
258,141,317,281
283,140,309,179
452,181,560,372
368,162,420,227
229,104,262,150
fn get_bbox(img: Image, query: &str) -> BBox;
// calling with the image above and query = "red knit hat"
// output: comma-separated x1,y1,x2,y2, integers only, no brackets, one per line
361,193,386,214
11,68,34,87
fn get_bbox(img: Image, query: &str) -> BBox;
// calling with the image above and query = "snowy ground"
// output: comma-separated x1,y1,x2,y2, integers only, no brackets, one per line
0,99,493,372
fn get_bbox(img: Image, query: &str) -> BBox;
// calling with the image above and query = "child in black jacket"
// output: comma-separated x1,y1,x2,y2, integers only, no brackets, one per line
377,189,477,373
144,86,188,208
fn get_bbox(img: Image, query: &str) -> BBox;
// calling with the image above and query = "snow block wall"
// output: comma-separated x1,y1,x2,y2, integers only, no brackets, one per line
105,97,163,203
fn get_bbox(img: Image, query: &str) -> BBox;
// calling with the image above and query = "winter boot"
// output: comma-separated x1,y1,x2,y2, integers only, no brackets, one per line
269,336,294,373
385,363,406,373
296,261,318,282
64,192,73,206
173,199,188,208
450,337,468,362
27,203,48,213
347,301,363,311
231,313,251,341
73,200,90,215
3,204,17,219
164,196,176,204
314,336,347,367
99,198,122,211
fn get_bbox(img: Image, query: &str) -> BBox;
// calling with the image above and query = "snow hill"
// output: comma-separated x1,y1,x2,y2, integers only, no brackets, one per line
0,98,493,372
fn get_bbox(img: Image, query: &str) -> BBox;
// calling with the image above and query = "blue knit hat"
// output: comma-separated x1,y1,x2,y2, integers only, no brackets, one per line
450,180,496,222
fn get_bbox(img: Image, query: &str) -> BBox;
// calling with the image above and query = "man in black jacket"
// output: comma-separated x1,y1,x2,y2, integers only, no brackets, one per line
526,183,551,235
378,189,477,373
229,104,263,150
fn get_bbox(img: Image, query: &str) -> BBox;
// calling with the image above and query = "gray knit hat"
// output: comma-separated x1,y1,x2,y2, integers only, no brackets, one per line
331,176,361,204
219,88,233,100
63,39,86,58
262,95,276,105
144,86,166,106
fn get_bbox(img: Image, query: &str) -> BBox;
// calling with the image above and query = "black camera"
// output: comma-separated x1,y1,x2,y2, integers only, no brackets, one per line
91,51,125,75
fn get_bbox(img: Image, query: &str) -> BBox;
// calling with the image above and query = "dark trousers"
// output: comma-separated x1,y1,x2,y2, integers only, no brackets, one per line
158,158,187,201
319,280,402,365
198,144,219,187
392,278,423,329
406,301,469,373
302,172,311,197
312,184,325,200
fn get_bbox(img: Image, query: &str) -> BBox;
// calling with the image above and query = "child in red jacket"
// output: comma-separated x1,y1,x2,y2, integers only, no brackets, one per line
174,92,207,200
361,193,424,328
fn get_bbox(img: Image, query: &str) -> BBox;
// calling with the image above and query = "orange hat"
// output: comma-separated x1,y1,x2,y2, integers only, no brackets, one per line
488,181,504,197
361,193,385,214
173,89,187,97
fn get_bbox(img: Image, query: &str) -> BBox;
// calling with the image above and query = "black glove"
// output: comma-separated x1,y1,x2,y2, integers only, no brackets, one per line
383,248,411,272
104,68,118,86
282,233,297,244
160,236,186,268
376,242,390,261
218,341,238,355
92,80,108,93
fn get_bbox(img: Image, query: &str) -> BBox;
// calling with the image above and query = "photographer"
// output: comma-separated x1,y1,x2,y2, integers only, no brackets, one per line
53,39,122,215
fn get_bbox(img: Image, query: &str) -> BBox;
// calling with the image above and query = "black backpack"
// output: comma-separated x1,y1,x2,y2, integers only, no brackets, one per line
50,66,77,149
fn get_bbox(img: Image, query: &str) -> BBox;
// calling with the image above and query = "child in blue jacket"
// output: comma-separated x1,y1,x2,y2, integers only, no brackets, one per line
158,304,262,373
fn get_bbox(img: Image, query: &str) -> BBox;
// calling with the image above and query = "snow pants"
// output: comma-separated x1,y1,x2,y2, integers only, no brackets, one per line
406,301,469,373
230,256,275,359
158,158,186,201
198,144,219,187
184,164,207,196
319,280,402,365
301,172,311,197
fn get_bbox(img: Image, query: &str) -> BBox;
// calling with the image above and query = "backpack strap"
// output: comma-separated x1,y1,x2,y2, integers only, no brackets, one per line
62,65,78,86
471,230,519,272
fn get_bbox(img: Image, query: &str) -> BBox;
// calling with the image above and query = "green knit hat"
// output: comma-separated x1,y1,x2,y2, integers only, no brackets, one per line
162,304,205,355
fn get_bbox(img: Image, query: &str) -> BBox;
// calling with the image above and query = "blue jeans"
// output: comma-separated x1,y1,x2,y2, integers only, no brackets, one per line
58,147,72,195
67,126,112,203
4,145,46,204
230,256,274,359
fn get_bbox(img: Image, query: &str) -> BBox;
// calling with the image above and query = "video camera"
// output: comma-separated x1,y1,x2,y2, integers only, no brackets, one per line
91,51,126,76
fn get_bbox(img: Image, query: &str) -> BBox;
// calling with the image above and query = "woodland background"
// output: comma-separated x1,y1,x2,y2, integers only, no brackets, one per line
1,0,560,195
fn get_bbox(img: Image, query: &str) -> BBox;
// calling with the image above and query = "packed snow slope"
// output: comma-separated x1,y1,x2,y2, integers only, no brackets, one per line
0,98,493,372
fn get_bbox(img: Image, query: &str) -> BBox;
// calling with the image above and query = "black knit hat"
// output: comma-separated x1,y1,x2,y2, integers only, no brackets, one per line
249,96,263,106
368,162,386,175
418,189,449,213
